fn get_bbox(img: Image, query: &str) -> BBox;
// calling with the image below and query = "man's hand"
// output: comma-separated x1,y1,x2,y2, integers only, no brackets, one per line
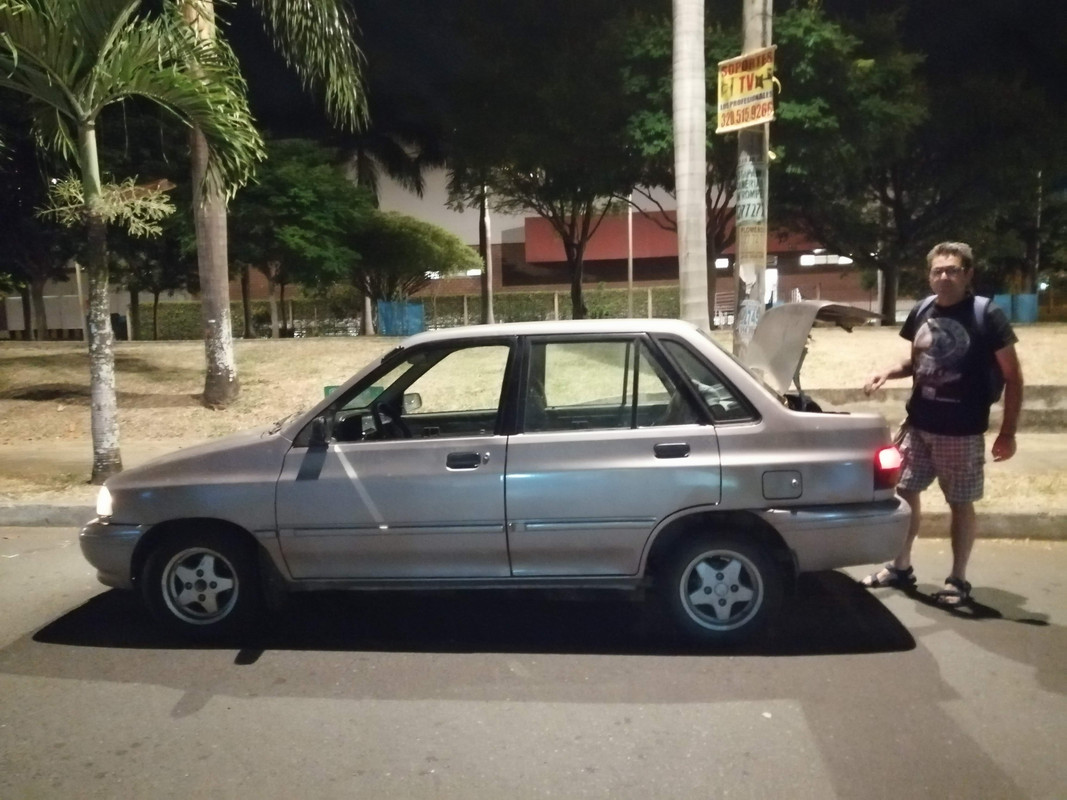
864,358,911,396
864,372,889,395
992,433,1016,462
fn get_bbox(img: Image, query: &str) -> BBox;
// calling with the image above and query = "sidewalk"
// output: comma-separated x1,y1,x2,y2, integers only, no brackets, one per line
1,433,1064,539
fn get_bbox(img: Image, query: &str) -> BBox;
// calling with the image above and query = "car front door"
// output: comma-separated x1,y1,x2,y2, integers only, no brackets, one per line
504,335,723,577
275,340,513,579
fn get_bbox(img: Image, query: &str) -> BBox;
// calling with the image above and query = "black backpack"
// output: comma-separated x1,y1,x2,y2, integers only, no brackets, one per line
914,294,1004,404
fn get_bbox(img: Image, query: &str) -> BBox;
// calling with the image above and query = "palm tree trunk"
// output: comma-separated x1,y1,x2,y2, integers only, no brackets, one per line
79,123,122,483
191,125,239,406
184,0,239,407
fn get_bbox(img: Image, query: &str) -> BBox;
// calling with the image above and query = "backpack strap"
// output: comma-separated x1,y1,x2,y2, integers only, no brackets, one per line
973,294,990,332
915,295,937,321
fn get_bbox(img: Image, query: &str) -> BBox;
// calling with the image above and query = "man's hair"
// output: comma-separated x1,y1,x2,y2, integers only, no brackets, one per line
926,241,974,271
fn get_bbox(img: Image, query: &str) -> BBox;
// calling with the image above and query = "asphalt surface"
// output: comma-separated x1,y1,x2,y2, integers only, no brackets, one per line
1,431,1064,539
2,530,1065,799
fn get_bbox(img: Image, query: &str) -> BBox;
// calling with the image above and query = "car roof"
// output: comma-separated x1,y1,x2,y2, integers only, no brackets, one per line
397,318,703,347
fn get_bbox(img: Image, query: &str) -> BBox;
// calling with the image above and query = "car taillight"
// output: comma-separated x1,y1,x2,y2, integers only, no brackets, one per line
874,446,903,490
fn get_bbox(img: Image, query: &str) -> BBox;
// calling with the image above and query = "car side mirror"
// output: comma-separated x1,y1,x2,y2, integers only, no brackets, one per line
308,415,331,448
403,392,422,413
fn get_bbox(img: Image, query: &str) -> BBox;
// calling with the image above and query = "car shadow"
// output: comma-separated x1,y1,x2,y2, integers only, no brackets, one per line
33,570,915,658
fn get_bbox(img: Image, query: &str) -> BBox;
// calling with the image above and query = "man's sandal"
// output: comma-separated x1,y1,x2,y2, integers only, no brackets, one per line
932,576,972,607
860,564,916,590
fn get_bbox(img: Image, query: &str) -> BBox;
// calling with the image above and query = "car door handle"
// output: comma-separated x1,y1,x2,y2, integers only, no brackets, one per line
653,442,690,459
446,452,483,470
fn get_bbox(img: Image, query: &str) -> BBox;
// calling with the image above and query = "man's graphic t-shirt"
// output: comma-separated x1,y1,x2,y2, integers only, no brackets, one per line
900,295,1016,436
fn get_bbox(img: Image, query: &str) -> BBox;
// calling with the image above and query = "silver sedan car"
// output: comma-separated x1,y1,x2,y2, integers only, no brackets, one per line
81,317,909,644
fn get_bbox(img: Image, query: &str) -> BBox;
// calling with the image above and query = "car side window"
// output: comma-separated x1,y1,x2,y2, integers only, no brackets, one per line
333,343,510,441
524,338,695,432
659,340,756,423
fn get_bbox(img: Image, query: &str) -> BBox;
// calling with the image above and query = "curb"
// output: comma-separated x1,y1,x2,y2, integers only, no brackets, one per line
0,505,95,528
3,505,1063,541
921,512,1065,541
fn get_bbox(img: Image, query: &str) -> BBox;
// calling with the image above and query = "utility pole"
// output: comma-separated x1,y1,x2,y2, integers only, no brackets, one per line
731,0,773,357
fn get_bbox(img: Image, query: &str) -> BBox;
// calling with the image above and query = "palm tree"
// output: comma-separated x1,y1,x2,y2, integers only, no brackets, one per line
672,0,710,330
0,0,264,482
181,0,366,407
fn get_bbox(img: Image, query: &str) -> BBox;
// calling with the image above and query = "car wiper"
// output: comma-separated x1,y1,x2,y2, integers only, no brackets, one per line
268,410,302,434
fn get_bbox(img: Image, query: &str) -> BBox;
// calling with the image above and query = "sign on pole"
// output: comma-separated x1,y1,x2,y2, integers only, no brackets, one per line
735,151,767,288
716,46,776,133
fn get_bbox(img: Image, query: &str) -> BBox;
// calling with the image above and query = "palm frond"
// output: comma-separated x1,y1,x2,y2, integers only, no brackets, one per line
1,0,264,196
249,0,367,131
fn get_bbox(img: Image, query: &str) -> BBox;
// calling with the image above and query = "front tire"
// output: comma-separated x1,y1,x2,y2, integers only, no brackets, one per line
142,529,262,640
662,534,783,645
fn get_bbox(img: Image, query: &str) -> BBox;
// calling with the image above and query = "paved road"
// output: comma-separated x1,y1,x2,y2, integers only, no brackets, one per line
1,528,1064,799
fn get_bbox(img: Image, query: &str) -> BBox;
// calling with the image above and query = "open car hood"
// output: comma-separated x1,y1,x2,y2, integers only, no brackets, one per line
743,301,883,394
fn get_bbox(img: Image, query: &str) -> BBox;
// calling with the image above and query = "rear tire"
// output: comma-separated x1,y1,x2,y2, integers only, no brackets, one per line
662,534,783,645
142,529,262,640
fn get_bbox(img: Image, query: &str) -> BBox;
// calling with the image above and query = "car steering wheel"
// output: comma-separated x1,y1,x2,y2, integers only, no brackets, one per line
371,399,412,439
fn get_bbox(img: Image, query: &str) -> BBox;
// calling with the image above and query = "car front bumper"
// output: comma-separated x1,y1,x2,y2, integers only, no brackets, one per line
760,497,912,573
79,519,147,590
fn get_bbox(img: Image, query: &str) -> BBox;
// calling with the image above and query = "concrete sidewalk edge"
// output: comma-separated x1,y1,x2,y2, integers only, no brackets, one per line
2,504,1063,540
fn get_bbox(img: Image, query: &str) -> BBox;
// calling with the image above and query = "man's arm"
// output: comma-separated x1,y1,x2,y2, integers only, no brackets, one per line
992,343,1023,462
864,356,913,395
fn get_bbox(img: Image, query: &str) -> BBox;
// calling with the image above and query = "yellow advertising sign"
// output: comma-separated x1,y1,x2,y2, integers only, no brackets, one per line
716,46,776,133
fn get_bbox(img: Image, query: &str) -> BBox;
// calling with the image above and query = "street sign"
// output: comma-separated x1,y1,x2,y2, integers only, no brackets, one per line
716,46,777,133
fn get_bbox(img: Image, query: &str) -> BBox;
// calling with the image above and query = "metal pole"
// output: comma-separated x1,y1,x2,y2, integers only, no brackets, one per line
732,0,773,357
627,193,634,316
480,186,496,324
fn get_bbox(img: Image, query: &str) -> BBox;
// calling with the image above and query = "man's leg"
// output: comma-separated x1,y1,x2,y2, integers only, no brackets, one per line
934,433,983,604
892,488,923,571
861,426,931,589
948,501,977,581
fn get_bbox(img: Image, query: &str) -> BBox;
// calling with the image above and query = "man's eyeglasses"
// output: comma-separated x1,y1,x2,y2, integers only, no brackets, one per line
930,266,966,278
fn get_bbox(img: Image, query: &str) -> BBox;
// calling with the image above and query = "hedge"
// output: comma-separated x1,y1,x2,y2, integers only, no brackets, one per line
130,287,684,340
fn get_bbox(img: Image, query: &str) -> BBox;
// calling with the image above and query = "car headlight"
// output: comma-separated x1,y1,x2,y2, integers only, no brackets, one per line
96,486,113,519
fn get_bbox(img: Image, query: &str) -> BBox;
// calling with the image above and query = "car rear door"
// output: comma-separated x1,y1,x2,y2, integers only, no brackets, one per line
504,335,722,577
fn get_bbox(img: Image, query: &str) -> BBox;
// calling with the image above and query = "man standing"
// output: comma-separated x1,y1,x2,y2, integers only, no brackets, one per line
861,242,1023,605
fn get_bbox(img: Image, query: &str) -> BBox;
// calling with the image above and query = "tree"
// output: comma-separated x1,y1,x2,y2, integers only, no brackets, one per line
184,0,365,406
110,214,196,340
0,113,79,339
761,4,926,321
0,0,263,481
348,212,482,302
447,0,645,319
228,138,375,336
95,102,196,341
774,0,1067,317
